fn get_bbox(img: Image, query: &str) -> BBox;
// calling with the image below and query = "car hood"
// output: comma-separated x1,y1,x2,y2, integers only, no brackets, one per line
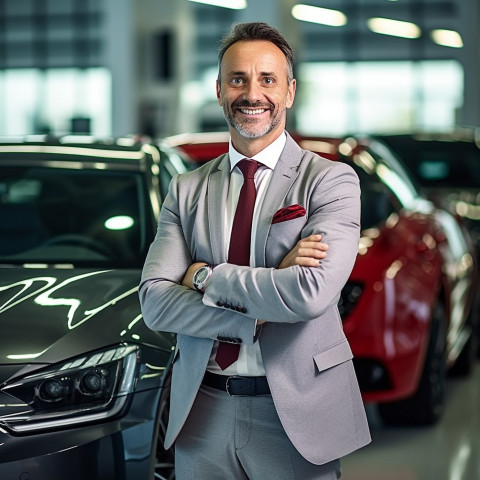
0,266,162,373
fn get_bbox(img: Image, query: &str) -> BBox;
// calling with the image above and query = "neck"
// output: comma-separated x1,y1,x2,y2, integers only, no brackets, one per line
230,129,285,158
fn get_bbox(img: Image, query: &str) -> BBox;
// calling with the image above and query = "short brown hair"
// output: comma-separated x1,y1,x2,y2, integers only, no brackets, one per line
217,22,295,83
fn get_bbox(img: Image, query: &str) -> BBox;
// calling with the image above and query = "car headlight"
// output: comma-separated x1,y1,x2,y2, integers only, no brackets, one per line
0,344,139,433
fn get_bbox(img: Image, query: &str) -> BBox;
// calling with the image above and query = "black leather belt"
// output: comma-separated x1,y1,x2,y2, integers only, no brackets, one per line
203,371,271,396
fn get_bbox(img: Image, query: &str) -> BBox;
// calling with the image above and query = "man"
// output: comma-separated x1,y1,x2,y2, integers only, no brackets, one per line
140,22,370,480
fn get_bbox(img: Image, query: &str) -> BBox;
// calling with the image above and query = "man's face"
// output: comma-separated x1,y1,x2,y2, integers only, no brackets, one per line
216,40,296,143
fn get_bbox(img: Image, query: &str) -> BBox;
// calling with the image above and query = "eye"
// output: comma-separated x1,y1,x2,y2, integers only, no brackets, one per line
263,77,275,85
230,77,244,85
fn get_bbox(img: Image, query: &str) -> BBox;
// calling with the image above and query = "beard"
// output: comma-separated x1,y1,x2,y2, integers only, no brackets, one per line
222,100,286,139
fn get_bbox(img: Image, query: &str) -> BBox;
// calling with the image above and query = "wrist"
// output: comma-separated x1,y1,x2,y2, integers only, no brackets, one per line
192,264,214,293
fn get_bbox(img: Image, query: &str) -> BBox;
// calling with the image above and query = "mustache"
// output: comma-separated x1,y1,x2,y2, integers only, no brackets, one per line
232,100,273,110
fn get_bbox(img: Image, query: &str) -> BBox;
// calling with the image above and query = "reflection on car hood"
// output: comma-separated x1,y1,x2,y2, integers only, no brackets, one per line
0,266,153,370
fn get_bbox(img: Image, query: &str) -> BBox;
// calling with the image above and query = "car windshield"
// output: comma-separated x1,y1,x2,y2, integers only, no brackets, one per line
383,138,480,189
0,167,152,267
341,143,423,229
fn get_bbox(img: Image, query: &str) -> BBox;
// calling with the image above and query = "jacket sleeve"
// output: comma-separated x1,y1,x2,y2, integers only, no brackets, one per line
139,173,257,344
202,161,361,323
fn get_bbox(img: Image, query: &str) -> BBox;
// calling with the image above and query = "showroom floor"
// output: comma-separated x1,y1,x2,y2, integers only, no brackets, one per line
342,362,480,480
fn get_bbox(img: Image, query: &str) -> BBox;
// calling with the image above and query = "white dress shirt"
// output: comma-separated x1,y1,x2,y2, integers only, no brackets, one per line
206,132,287,376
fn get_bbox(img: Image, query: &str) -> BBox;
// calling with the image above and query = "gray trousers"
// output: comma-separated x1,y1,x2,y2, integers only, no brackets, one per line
175,384,342,480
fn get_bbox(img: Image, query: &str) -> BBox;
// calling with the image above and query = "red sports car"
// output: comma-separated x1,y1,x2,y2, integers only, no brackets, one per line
165,132,478,426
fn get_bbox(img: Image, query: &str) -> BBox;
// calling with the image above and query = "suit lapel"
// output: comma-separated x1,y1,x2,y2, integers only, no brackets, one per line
254,134,304,267
207,155,231,265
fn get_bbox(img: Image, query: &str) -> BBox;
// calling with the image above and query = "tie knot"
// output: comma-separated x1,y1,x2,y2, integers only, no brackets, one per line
237,159,260,179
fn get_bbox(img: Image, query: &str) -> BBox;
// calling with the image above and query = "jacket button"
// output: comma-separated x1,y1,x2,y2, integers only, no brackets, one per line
216,301,225,307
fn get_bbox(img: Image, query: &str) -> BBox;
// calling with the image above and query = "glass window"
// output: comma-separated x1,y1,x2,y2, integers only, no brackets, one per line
296,60,464,135
0,68,111,136
0,168,148,267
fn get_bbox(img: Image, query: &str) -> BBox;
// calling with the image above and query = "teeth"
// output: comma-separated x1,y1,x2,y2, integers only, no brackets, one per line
239,108,266,115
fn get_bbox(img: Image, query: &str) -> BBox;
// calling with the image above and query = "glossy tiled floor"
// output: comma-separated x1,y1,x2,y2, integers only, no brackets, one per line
342,361,480,480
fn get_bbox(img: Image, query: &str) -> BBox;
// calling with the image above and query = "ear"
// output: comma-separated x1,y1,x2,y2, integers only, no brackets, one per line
216,80,222,106
286,78,296,109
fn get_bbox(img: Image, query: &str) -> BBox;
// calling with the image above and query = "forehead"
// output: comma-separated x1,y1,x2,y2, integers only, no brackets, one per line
221,40,288,74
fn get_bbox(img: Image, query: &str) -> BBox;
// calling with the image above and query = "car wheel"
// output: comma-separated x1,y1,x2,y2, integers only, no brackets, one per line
378,297,447,426
153,373,175,480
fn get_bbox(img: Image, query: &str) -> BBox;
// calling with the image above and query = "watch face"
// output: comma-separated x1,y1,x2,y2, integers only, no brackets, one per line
195,268,209,284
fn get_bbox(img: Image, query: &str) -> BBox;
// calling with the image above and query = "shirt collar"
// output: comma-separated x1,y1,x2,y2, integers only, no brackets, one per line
228,131,287,171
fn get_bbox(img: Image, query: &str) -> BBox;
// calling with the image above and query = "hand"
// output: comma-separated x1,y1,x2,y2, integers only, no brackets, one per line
182,262,208,290
279,234,328,269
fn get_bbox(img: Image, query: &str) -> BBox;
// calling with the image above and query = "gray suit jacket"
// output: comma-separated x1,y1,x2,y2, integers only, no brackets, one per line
139,132,371,465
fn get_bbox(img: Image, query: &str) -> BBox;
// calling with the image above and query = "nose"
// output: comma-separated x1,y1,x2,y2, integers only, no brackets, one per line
243,81,262,102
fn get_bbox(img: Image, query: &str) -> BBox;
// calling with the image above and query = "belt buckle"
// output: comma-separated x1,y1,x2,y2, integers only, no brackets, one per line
225,375,243,396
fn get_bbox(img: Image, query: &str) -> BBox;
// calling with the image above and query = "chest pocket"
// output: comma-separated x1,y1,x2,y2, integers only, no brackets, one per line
265,215,307,268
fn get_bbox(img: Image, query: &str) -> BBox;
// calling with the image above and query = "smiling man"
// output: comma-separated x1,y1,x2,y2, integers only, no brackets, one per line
140,22,370,480
217,37,295,152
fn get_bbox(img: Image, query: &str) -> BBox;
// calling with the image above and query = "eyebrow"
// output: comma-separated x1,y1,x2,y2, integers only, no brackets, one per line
226,71,277,77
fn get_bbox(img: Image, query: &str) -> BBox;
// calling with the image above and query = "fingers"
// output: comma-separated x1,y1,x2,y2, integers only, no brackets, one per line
279,234,329,269
297,240,328,255
296,234,327,247
296,235,329,259
291,248,327,266
290,251,325,267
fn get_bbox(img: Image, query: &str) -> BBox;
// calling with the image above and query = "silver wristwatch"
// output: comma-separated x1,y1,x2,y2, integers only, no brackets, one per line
192,265,214,292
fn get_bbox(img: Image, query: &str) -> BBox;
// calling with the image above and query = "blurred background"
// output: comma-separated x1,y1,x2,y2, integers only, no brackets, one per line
1,0,478,139
1,3,480,479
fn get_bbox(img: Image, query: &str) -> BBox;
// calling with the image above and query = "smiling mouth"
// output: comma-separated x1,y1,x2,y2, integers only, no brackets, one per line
233,101,272,116
238,108,269,115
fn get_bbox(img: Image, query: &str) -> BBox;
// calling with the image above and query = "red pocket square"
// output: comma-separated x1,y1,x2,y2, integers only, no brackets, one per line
272,204,306,224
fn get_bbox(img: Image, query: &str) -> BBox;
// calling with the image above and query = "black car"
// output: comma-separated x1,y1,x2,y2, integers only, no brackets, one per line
0,136,187,479
379,128,480,259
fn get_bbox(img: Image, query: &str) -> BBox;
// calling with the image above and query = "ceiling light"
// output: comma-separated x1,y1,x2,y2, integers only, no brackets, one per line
367,17,421,39
188,0,247,9
292,4,347,27
431,29,463,48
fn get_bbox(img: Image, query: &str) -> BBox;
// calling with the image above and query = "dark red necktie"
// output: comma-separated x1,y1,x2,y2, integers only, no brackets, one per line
215,159,260,370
